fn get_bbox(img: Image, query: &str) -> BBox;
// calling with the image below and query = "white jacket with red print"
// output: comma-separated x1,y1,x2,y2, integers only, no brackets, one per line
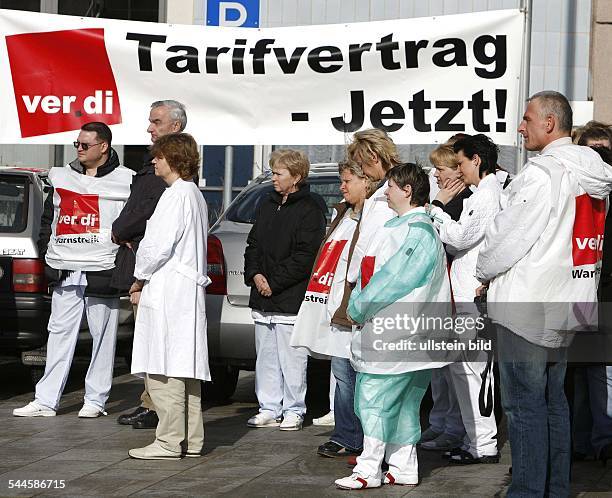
476,137,612,347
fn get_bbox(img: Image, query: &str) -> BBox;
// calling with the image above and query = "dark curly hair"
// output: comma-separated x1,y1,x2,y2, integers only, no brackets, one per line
150,133,200,180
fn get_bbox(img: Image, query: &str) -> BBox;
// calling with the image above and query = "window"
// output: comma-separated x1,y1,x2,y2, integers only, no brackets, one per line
0,0,40,11
0,175,28,233
58,0,159,22
224,175,342,225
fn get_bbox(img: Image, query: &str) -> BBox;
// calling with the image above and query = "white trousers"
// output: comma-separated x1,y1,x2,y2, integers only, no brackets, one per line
448,354,498,457
254,322,308,417
354,435,418,483
429,366,465,438
35,285,120,411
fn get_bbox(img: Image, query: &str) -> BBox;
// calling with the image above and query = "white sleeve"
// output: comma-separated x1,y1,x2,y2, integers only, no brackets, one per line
134,190,187,280
476,167,551,282
432,190,499,252
346,200,394,283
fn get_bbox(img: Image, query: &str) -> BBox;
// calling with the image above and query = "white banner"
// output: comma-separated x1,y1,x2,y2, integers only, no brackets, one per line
0,8,523,145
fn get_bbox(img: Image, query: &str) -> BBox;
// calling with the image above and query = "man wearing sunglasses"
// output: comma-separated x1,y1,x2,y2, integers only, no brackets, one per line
14,121,133,419
111,100,188,430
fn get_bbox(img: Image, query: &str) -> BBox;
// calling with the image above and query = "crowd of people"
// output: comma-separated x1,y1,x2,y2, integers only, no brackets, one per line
9,90,612,497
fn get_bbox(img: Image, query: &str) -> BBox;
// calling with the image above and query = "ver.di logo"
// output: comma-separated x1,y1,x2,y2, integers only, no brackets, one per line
55,188,100,236
572,193,606,267
307,240,347,294
5,28,122,138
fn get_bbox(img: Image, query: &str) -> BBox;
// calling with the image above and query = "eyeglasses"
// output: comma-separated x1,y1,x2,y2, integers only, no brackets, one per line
73,141,104,151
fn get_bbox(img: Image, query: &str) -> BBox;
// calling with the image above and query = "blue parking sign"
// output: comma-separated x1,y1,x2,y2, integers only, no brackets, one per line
206,0,260,28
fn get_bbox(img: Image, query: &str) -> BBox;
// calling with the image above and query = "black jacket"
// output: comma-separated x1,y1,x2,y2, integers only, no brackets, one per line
244,184,326,314
38,149,125,297
109,155,167,292
442,186,473,222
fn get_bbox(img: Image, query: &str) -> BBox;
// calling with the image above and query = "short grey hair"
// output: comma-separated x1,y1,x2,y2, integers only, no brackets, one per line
528,91,573,133
151,100,187,131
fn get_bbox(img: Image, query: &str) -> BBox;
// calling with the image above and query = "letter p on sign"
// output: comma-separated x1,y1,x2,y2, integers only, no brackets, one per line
206,0,259,27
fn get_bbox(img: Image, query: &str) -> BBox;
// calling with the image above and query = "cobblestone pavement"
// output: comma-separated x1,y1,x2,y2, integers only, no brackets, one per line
0,359,611,497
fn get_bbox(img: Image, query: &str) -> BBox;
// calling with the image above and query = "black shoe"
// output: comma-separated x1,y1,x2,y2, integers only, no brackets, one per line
448,448,500,465
132,410,159,429
598,443,612,466
317,441,361,458
117,406,149,425
441,446,463,459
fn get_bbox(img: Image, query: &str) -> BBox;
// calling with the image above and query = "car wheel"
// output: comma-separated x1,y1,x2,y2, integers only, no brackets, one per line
202,365,239,403
30,366,45,386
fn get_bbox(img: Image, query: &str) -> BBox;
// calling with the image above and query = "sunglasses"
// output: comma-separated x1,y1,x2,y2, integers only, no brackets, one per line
73,141,104,151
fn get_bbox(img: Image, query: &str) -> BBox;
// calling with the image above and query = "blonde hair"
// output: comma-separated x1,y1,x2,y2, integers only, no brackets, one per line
338,159,379,196
269,149,310,187
347,129,400,172
429,145,458,170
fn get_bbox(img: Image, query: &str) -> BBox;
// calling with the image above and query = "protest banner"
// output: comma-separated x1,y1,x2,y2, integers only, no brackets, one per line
0,8,523,145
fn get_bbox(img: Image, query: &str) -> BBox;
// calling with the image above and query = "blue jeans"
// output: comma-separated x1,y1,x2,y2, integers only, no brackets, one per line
497,327,570,498
330,357,363,452
573,365,612,456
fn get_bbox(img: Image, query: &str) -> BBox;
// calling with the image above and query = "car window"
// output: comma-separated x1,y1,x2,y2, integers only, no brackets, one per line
225,176,343,224
0,175,28,233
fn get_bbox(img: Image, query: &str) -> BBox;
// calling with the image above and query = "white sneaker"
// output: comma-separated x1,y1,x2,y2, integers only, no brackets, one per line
78,405,107,418
129,442,181,460
335,472,381,489
313,411,335,426
247,412,281,428
383,471,418,486
279,412,303,431
13,401,56,417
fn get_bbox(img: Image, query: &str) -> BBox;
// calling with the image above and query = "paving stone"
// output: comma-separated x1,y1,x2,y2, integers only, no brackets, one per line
404,476,508,497
130,475,253,496
0,460,109,496
180,461,270,480
213,442,303,468
105,457,209,472
35,467,179,496
432,461,512,480
45,448,130,464
1,365,611,496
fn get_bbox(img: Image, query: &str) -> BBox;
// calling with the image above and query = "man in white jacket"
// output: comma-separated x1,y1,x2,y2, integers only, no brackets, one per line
476,91,612,497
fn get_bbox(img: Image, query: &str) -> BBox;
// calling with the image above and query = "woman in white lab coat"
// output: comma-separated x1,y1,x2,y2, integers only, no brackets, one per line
127,133,211,461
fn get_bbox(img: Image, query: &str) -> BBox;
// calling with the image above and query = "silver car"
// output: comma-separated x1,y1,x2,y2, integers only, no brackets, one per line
205,164,342,399
0,166,134,384
0,167,51,367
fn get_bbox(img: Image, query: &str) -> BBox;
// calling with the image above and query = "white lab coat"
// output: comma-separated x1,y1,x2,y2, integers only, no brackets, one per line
131,178,211,381
476,138,612,347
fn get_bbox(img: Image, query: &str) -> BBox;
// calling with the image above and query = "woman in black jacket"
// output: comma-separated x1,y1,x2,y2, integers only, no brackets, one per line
244,149,326,431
